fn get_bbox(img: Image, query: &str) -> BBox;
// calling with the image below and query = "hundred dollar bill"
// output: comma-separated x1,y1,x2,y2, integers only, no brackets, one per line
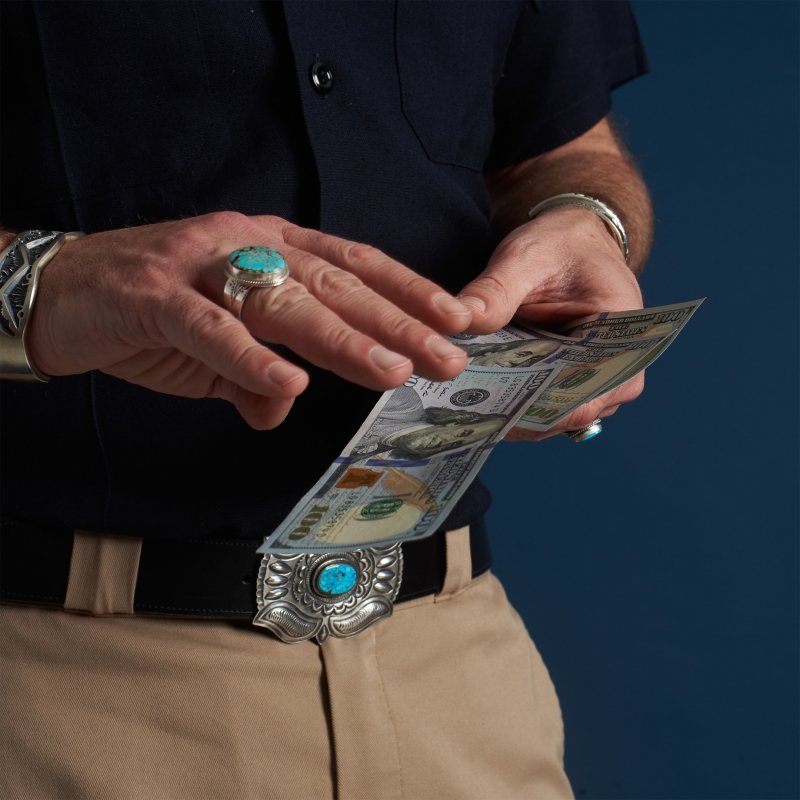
258,324,565,554
258,300,703,554
514,300,704,432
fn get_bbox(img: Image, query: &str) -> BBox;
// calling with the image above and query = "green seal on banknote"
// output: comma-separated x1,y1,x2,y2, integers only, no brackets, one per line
360,498,404,520
555,368,597,390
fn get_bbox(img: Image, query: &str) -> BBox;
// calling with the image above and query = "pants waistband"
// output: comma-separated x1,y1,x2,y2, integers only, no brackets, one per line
0,516,492,619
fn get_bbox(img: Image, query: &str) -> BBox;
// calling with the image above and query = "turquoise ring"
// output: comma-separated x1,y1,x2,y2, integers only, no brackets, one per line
223,246,290,319
563,418,602,443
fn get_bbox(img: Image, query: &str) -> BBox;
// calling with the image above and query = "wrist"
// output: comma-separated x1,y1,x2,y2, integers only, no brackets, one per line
0,230,84,381
528,193,628,263
525,204,628,263
0,229,18,250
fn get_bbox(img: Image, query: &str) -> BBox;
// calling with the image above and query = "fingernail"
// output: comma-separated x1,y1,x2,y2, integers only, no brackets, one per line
456,295,486,313
370,346,411,372
433,293,472,316
427,336,468,361
268,361,306,386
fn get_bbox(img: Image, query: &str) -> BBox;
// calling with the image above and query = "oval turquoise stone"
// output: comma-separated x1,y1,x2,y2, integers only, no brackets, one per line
316,563,357,596
229,246,286,274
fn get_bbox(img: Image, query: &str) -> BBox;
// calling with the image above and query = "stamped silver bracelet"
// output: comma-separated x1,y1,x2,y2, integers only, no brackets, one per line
528,193,629,263
0,229,85,382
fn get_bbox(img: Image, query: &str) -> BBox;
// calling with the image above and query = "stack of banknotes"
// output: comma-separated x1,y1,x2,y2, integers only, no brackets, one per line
258,300,703,554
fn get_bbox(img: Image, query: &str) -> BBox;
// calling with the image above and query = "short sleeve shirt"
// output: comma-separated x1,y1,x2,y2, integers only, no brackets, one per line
0,0,647,539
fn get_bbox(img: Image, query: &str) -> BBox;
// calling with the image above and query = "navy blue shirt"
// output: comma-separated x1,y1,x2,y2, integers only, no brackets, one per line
0,1,647,540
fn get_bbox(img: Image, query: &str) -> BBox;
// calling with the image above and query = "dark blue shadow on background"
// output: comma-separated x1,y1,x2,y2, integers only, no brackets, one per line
482,3,799,798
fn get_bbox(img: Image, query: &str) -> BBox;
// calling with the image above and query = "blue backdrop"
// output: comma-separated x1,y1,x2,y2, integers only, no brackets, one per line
482,3,799,798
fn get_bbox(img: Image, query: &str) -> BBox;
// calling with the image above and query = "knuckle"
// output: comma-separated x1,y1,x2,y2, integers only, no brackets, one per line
164,224,205,258
470,274,513,327
191,303,232,343
204,210,249,233
479,273,511,305
208,375,233,403
260,281,311,314
384,314,425,344
257,214,284,230
308,265,363,298
322,323,364,355
338,240,382,267
251,282,314,331
161,214,247,264
257,215,293,242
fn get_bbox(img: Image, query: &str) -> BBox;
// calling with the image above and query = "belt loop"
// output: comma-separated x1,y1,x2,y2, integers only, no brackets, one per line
64,531,143,616
435,526,472,602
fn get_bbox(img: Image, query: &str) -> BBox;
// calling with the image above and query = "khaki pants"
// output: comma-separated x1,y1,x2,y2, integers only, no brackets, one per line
1,528,573,800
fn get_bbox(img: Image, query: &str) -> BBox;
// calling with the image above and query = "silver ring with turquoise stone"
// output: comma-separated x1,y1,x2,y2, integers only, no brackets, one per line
223,246,290,319
563,418,603,443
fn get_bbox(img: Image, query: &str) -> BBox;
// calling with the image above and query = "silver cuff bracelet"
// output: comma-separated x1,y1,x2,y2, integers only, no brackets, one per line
0,229,85,382
528,192,629,263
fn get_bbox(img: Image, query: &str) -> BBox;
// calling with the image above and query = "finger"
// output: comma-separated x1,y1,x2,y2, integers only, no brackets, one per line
160,293,309,398
546,373,645,435
209,377,296,430
455,204,646,333
504,427,543,442
243,278,418,391
278,250,469,380
275,224,473,335
506,375,641,443
455,241,549,333
199,231,468,383
611,371,645,404
551,397,614,436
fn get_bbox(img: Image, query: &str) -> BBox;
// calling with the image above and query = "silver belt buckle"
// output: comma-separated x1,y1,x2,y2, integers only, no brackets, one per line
253,544,403,644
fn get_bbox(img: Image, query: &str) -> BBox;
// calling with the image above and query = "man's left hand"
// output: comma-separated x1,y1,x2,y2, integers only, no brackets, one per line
457,204,644,441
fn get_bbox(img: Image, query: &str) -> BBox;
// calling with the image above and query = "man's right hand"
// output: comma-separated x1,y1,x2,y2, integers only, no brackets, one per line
25,213,473,430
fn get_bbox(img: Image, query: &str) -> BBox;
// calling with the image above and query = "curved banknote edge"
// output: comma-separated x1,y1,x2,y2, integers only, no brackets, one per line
514,300,704,432
258,300,704,554
258,323,565,554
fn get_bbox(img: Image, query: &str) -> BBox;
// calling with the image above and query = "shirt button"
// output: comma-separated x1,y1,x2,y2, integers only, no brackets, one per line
309,61,334,94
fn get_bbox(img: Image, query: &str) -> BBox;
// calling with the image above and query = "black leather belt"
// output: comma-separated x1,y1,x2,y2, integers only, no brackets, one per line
0,516,491,618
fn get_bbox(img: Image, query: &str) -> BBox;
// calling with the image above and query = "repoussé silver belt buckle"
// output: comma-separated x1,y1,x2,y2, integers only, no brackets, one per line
253,544,403,644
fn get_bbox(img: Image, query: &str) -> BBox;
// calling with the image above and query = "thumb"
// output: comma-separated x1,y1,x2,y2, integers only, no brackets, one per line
457,251,538,334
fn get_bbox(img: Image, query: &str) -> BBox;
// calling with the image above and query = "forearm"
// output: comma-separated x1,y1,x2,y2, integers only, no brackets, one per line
485,117,653,275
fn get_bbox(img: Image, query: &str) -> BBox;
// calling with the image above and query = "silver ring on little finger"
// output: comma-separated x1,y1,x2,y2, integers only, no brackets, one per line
563,418,602,443
223,246,290,320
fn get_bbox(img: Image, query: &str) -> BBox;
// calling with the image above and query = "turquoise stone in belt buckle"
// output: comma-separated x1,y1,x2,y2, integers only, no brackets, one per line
253,546,403,644
315,561,358,596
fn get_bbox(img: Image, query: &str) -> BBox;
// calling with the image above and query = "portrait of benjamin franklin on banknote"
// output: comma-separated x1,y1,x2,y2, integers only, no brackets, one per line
350,385,507,461
460,336,559,368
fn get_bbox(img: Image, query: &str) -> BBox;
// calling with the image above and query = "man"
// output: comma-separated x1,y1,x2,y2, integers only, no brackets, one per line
1,1,652,797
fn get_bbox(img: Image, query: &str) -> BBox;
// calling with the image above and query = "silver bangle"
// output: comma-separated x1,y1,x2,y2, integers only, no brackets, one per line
528,193,629,263
0,229,85,382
